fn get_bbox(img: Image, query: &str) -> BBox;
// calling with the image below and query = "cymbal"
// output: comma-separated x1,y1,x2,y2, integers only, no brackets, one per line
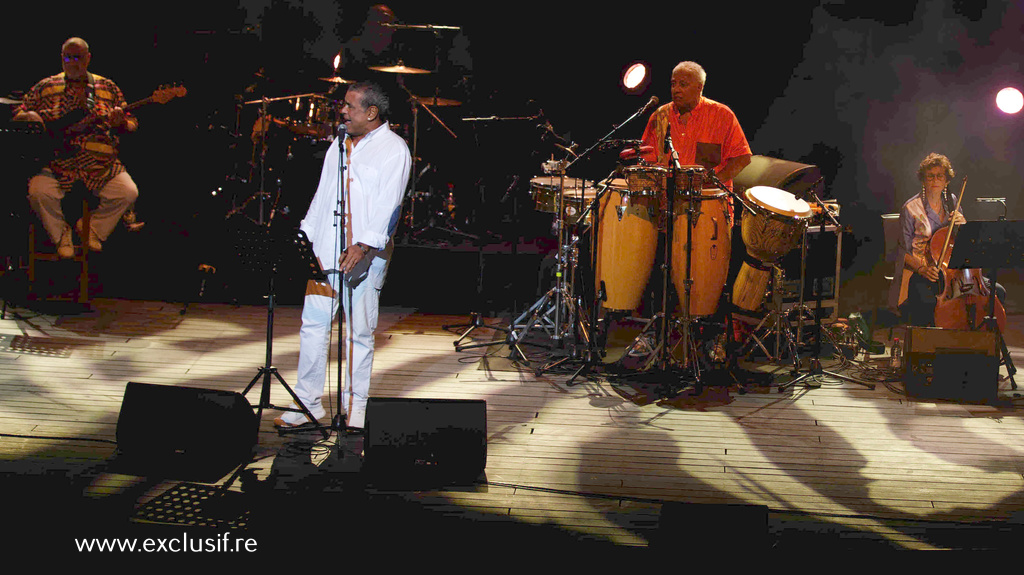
319,76,353,84
413,94,462,107
369,62,431,74
0,96,22,105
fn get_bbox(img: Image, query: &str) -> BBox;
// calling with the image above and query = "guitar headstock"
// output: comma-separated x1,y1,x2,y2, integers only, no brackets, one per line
151,84,187,104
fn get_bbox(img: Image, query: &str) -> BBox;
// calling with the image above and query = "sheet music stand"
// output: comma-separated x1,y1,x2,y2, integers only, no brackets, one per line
947,219,1023,389
238,226,329,437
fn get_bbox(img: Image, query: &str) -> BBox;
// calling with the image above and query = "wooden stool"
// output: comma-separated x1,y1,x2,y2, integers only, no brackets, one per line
28,198,92,305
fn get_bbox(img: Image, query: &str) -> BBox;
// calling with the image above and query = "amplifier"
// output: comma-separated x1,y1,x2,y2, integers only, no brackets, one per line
903,327,999,403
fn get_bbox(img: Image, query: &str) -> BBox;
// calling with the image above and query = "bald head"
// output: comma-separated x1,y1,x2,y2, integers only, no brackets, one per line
61,37,91,80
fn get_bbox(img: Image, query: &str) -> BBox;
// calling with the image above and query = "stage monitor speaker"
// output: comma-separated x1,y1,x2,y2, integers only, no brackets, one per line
114,382,257,482
903,327,999,403
733,155,821,197
654,502,769,551
364,398,487,487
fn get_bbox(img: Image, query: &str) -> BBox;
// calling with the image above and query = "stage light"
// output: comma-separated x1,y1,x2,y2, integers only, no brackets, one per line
996,87,1023,114
623,62,648,92
333,52,341,71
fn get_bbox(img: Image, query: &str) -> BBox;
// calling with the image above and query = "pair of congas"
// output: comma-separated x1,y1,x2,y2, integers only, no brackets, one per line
592,169,812,316
595,165,731,316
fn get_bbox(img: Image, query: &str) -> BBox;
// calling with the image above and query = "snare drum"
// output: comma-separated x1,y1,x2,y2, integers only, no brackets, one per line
595,179,659,311
671,189,731,316
732,186,813,311
530,176,587,214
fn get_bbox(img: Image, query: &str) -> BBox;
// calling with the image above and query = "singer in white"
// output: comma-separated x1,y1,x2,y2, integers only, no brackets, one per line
274,81,411,429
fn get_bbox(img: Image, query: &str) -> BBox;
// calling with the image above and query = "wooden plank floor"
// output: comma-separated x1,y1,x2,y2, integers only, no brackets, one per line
3,298,1024,552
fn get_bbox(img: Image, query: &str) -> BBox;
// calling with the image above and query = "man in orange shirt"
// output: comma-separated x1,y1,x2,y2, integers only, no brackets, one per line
641,61,751,196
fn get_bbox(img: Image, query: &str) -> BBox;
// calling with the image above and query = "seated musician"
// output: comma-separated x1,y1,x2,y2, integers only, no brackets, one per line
13,37,139,258
889,152,1004,326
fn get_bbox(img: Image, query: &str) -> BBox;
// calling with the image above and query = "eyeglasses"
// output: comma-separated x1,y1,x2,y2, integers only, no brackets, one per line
923,173,947,181
62,54,86,63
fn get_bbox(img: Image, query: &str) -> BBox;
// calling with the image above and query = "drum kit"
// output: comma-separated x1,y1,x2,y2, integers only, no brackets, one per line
493,134,838,394
223,21,467,237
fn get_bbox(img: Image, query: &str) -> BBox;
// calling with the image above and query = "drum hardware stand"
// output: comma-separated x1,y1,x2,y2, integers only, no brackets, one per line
779,187,874,392
736,265,802,366
393,78,471,243
549,172,619,384
231,94,321,226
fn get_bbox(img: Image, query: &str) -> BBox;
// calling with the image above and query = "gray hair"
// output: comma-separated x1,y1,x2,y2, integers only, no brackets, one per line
672,61,706,85
350,81,390,121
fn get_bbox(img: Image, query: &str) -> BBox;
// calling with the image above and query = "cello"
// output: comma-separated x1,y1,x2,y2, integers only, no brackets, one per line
929,176,1007,332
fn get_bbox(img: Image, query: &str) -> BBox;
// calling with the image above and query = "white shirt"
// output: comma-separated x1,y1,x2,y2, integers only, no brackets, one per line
300,122,411,272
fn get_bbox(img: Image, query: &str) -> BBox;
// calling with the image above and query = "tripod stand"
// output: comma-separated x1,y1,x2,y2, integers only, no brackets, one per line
237,226,330,438
779,191,873,392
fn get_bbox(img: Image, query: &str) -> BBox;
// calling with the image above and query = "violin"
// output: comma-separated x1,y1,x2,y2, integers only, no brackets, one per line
929,176,1007,332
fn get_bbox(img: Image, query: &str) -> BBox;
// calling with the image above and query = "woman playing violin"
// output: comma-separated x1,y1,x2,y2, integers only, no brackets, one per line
889,152,1004,326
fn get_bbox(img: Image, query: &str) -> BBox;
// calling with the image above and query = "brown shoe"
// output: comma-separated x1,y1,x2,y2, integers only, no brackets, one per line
75,218,102,252
57,225,74,259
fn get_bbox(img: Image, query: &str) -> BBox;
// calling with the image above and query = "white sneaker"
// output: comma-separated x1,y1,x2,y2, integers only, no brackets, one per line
273,403,326,428
347,404,366,430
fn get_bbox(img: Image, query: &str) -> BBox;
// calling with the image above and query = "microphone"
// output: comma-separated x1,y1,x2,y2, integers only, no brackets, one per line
337,122,347,141
638,96,659,117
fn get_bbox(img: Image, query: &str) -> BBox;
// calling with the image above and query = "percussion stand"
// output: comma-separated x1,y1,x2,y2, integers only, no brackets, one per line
539,173,618,382
779,189,874,391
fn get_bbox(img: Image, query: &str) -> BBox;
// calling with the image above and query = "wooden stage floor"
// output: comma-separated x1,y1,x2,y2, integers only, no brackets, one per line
3,298,1024,553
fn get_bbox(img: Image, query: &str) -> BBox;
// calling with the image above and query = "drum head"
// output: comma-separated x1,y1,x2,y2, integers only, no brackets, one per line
530,176,586,192
745,186,812,218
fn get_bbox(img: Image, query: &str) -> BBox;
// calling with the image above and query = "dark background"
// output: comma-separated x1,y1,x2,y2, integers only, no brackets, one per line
3,1,1022,309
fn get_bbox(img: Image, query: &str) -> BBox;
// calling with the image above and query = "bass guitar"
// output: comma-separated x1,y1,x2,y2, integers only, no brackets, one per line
45,84,186,158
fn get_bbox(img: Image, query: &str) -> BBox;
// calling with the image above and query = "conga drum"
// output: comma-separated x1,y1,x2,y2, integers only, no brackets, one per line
732,186,812,311
672,189,732,316
595,178,659,311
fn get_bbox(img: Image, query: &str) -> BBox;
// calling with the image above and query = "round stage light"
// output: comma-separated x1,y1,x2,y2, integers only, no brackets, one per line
623,63,648,91
996,87,1023,114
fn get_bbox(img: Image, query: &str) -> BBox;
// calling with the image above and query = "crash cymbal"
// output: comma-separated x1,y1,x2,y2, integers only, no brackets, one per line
0,96,22,105
369,61,431,74
413,94,462,107
319,76,353,84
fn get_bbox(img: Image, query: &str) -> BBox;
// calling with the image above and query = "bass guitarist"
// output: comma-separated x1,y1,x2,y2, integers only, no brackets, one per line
13,37,138,257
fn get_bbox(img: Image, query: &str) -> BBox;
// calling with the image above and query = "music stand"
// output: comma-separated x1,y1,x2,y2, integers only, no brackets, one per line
947,219,1023,389
238,226,329,438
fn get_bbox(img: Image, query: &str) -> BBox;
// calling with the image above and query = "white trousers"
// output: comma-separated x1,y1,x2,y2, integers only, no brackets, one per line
294,256,387,428
27,170,139,244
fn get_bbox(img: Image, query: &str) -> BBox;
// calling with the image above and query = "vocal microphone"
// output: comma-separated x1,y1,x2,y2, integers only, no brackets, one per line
637,96,659,116
796,176,825,200
337,122,347,141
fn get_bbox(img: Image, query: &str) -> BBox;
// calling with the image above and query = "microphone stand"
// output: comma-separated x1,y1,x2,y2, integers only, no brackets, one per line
534,99,656,378
779,183,874,391
333,126,353,432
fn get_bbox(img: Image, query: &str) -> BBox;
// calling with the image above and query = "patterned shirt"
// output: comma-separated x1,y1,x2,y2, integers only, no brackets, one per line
15,72,136,192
